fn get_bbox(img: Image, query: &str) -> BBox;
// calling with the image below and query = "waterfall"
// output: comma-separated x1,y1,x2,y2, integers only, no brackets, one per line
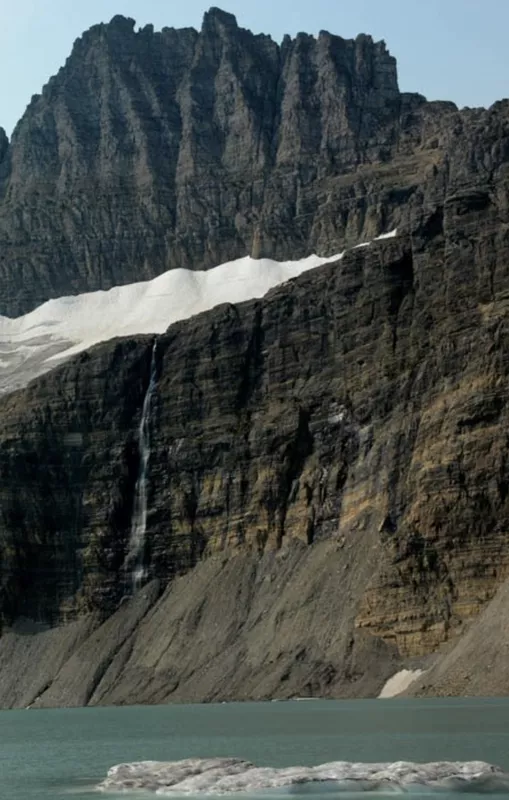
126,340,157,593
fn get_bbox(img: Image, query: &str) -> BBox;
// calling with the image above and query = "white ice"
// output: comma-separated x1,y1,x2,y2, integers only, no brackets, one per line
97,756,509,795
378,669,424,698
0,230,397,396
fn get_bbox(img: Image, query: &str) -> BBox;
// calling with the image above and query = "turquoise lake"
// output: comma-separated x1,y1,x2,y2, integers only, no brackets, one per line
1,697,509,799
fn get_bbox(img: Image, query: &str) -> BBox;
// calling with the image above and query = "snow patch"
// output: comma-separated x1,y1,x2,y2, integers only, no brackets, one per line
378,669,424,698
0,229,398,396
327,411,346,425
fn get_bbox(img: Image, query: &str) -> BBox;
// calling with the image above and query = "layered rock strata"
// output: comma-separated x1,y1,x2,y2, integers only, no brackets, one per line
1,9,509,704
1,165,509,701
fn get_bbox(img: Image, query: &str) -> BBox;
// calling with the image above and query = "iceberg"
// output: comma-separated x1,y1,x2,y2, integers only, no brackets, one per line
97,756,509,794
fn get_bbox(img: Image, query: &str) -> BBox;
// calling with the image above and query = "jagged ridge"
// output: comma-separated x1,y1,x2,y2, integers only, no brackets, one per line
0,6,488,316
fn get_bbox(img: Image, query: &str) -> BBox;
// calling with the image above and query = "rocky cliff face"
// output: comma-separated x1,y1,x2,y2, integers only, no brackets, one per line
1,147,509,701
1,9,509,704
0,7,501,317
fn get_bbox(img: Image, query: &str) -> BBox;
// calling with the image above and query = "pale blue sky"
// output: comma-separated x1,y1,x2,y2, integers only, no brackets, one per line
1,0,508,136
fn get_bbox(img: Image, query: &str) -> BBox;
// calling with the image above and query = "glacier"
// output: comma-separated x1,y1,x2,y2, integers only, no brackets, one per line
0,231,396,396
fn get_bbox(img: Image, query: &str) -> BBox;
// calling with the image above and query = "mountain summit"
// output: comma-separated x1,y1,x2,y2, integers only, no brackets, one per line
0,8,468,316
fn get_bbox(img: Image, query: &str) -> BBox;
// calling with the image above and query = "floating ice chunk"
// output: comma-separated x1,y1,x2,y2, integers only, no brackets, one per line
97,756,509,795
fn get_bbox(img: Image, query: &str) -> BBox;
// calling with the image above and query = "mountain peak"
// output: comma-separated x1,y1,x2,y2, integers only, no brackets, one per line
0,6,474,320
107,15,136,33
202,7,238,31
0,127,8,163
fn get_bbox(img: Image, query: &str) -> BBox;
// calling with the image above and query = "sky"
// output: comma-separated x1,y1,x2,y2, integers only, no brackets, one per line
1,0,508,136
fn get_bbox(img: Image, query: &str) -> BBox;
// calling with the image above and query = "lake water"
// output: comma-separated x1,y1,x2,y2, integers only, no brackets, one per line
1,697,509,799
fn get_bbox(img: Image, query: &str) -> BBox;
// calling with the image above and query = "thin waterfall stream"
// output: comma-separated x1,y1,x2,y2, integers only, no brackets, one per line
126,340,158,593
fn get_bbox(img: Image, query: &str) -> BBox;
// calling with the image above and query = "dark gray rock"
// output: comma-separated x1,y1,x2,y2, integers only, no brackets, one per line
1,158,509,700
0,128,7,164
0,11,509,705
3,9,508,316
